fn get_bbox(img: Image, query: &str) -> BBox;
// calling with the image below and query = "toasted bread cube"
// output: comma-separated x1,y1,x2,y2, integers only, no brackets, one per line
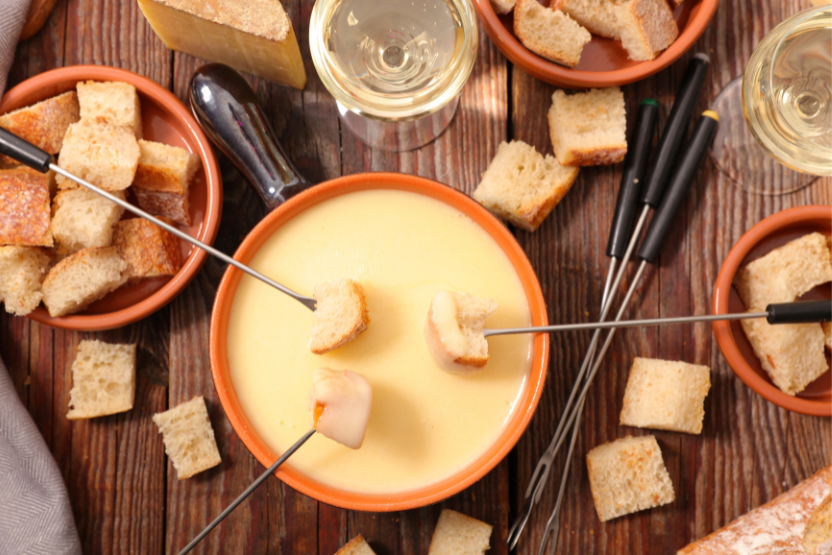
489,0,516,14
824,322,831,351
613,0,679,61
560,0,622,39
153,396,222,479
428,509,492,555
112,218,181,283
76,81,142,139
134,140,201,194
0,91,80,166
0,246,51,315
309,278,369,354
586,435,675,522
308,368,372,449
619,357,711,434
473,141,580,232
0,167,53,247
741,316,828,396
51,188,125,254
55,120,140,192
514,0,591,68
548,88,628,166
734,233,832,310
335,535,377,555
66,340,136,419
425,291,498,374
133,188,191,226
41,246,127,317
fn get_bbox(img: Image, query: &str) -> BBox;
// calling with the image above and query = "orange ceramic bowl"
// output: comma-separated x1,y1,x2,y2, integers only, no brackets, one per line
474,0,719,88
712,206,832,416
0,65,222,331
210,173,549,511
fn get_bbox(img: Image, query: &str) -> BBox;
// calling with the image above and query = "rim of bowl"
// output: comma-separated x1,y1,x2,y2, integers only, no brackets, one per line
210,172,550,511
472,0,720,88
712,205,832,416
0,65,222,331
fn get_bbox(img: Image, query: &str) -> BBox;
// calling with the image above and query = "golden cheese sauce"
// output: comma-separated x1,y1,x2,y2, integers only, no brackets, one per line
227,189,533,494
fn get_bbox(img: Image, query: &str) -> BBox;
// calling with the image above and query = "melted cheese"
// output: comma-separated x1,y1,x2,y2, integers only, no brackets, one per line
227,189,533,494
308,368,372,450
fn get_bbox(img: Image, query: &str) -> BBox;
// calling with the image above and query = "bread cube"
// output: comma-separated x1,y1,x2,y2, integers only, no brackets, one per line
55,120,140,192
309,368,373,449
824,322,831,351
309,279,369,354
76,80,142,138
619,357,711,434
614,0,679,61
153,396,222,479
734,233,832,310
741,316,828,396
134,140,201,194
548,88,628,166
0,91,80,166
134,188,191,226
51,188,125,254
0,246,51,315
561,0,622,39
41,246,128,317
514,0,591,68
66,340,136,419
335,535,377,555
428,509,492,555
425,290,497,373
472,141,580,232
586,435,675,522
112,219,181,283
0,167,53,247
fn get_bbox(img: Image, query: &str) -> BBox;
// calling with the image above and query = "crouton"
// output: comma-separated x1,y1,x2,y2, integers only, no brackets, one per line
112,218,181,282
0,246,51,315
0,166,52,247
133,139,201,194
0,91,80,166
76,80,143,139
66,340,136,419
153,396,222,479
428,509,492,555
548,87,628,166
424,290,498,374
613,0,679,61
309,278,369,354
55,120,140,192
560,0,623,39
41,246,128,317
133,188,191,226
514,0,592,68
51,188,125,254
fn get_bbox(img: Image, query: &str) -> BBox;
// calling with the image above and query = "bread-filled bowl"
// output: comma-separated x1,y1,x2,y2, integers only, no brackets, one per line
0,65,222,331
210,173,549,511
712,206,831,417
473,0,718,88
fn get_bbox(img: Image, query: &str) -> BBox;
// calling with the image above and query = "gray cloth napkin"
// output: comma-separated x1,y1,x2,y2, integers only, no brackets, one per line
0,0,31,94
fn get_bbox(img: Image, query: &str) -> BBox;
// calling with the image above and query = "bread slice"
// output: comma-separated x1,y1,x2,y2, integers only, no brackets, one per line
66,340,136,419
428,509,492,555
548,87,627,166
0,246,51,315
613,0,679,61
734,233,832,310
0,167,53,247
112,218,181,283
51,188,126,254
489,0,516,14
425,290,498,373
41,246,128,317
740,316,828,396
619,357,711,434
0,91,80,166
335,535,376,555
514,0,592,68
133,139,201,194
805,495,832,555
560,0,624,38
824,322,832,351
76,80,143,139
134,188,191,226
55,120,140,192
586,435,675,522
152,396,222,479
677,464,832,554
309,279,369,354
472,140,580,232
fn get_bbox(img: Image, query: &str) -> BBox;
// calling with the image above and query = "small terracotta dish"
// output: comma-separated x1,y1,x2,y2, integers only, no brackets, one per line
712,206,832,416
0,66,222,331
473,0,719,88
210,173,549,511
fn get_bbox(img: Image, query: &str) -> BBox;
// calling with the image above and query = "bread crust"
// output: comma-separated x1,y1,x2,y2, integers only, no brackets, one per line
134,188,192,226
0,167,53,247
0,92,80,166
112,218,181,282
309,280,369,355
557,145,628,166
514,0,590,68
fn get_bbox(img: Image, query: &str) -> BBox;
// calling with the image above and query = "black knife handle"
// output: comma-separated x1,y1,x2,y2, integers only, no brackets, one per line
767,300,832,324
0,126,53,172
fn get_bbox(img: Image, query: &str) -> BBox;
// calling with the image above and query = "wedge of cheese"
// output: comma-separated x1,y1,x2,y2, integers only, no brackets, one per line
137,0,307,90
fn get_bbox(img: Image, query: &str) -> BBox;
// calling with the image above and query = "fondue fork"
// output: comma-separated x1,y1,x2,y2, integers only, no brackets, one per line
0,127,318,311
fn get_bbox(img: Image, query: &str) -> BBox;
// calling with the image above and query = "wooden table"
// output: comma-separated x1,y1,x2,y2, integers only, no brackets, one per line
3,0,831,553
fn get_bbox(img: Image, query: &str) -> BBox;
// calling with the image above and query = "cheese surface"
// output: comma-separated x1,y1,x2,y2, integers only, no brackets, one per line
227,189,533,494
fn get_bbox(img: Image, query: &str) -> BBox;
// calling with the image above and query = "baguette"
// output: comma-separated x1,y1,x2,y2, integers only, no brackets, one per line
0,167,53,247
514,0,591,68
0,91,80,166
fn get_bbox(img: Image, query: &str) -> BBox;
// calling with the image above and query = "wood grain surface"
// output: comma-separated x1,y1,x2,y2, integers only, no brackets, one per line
2,0,830,553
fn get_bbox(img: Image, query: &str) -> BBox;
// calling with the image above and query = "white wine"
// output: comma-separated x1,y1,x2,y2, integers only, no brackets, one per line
743,6,832,176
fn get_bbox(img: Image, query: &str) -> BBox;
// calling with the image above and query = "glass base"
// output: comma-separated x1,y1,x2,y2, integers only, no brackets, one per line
709,76,818,195
337,95,459,152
